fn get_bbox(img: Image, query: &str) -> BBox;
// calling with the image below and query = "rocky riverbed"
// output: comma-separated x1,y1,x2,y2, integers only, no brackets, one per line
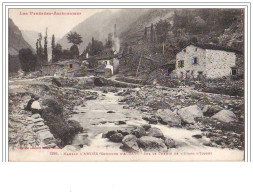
8,76,244,160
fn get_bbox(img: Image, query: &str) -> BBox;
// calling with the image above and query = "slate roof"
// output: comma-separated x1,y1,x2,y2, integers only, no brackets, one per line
189,43,241,53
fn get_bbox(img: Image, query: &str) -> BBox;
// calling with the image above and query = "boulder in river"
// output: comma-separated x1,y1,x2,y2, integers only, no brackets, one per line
164,137,176,148
109,133,124,143
138,136,167,152
155,109,181,126
178,105,203,124
102,130,116,139
142,124,151,131
121,134,139,152
67,120,84,134
142,114,158,124
132,127,147,138
147,127,164,139
211,109,237,123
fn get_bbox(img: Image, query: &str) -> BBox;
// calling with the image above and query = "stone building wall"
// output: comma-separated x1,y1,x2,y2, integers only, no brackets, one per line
42,63,80,76
176,45,206,79
176,45,236,79
205,49,236,78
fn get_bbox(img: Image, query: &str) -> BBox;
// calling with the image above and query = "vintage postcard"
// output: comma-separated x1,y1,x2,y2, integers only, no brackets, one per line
6,5,247,161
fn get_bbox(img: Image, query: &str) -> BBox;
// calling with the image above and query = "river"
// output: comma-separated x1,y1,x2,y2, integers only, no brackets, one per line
70,89,244,161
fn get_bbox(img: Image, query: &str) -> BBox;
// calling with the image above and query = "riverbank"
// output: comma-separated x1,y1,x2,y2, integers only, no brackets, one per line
8,76,244,161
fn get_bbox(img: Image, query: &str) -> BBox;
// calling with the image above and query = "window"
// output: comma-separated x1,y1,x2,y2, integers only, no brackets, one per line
192,57,198,64
195,48,198,51
186,71,190,79
69,64,73,68
178,60,184,68
231,68,237,76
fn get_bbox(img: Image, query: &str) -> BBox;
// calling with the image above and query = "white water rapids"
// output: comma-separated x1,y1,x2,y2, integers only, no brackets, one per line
70,90,243,161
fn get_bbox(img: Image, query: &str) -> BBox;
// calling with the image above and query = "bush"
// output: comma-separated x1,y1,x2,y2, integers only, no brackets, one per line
19,48,37,72
42,99,63,116
41,99,83,147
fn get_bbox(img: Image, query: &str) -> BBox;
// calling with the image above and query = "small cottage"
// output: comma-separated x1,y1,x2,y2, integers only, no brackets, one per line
42,60,81,77
175,44,240,80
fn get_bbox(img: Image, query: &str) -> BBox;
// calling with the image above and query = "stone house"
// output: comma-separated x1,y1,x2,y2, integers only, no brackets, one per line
42,60,81,77
175,44,240,80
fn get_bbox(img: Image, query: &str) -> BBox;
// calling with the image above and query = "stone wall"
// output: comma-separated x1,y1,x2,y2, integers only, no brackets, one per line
42,63,81,76
175,45,236,79
176,45,206,79
205,49,236,78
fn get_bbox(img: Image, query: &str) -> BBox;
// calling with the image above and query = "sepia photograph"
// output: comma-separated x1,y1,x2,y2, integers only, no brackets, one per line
7,7,246,161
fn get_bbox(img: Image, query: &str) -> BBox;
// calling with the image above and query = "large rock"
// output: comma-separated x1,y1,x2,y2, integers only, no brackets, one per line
202,105,223,117
109,133,124,143
142,114,158,124
138,136,167,152
211,110,237,123
132,127,147,138
67,120,83,134
142,124,151,131
102,130,116,139
164,137,176,148
155,109,181,126
178,105,203,124
147,127,164,139
121,135,139,152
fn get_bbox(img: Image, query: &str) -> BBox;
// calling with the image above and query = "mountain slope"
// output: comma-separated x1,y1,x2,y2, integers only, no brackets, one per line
57,9,149,52
119,9,174,44
9,18,34,55
21,30,39,50
8,18,34,73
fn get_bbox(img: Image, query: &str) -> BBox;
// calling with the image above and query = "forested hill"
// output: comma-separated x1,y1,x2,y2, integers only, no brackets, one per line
119,9,244,53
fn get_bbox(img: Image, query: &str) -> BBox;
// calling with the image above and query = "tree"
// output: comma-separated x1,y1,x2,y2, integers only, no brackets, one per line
67,31,83,45
36,33,43,68
51,34,55,62
150,23,154,42
44,28,48,63
62,49,72,59
19,48,37,72
70,45,79,58
54,44,63,62
66,32,82,59
192,16,206,33
190,36,198,44
155,19,171,44
105,33,113,49
86,38,104,56
144,27,147,40
36,41,39,56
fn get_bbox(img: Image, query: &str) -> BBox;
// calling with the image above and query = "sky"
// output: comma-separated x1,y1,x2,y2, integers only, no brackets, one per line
9,9,110,39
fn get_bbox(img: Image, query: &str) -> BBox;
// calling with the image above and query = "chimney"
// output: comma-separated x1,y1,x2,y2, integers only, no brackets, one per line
114,24,117,38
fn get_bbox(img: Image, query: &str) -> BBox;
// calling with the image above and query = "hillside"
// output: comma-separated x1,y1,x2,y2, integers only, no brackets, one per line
21,30,39,50
9,18,34,55
117,9,244,84
119,9,174,45
21,30,60,60
57,9,149,52
8,18,34,72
